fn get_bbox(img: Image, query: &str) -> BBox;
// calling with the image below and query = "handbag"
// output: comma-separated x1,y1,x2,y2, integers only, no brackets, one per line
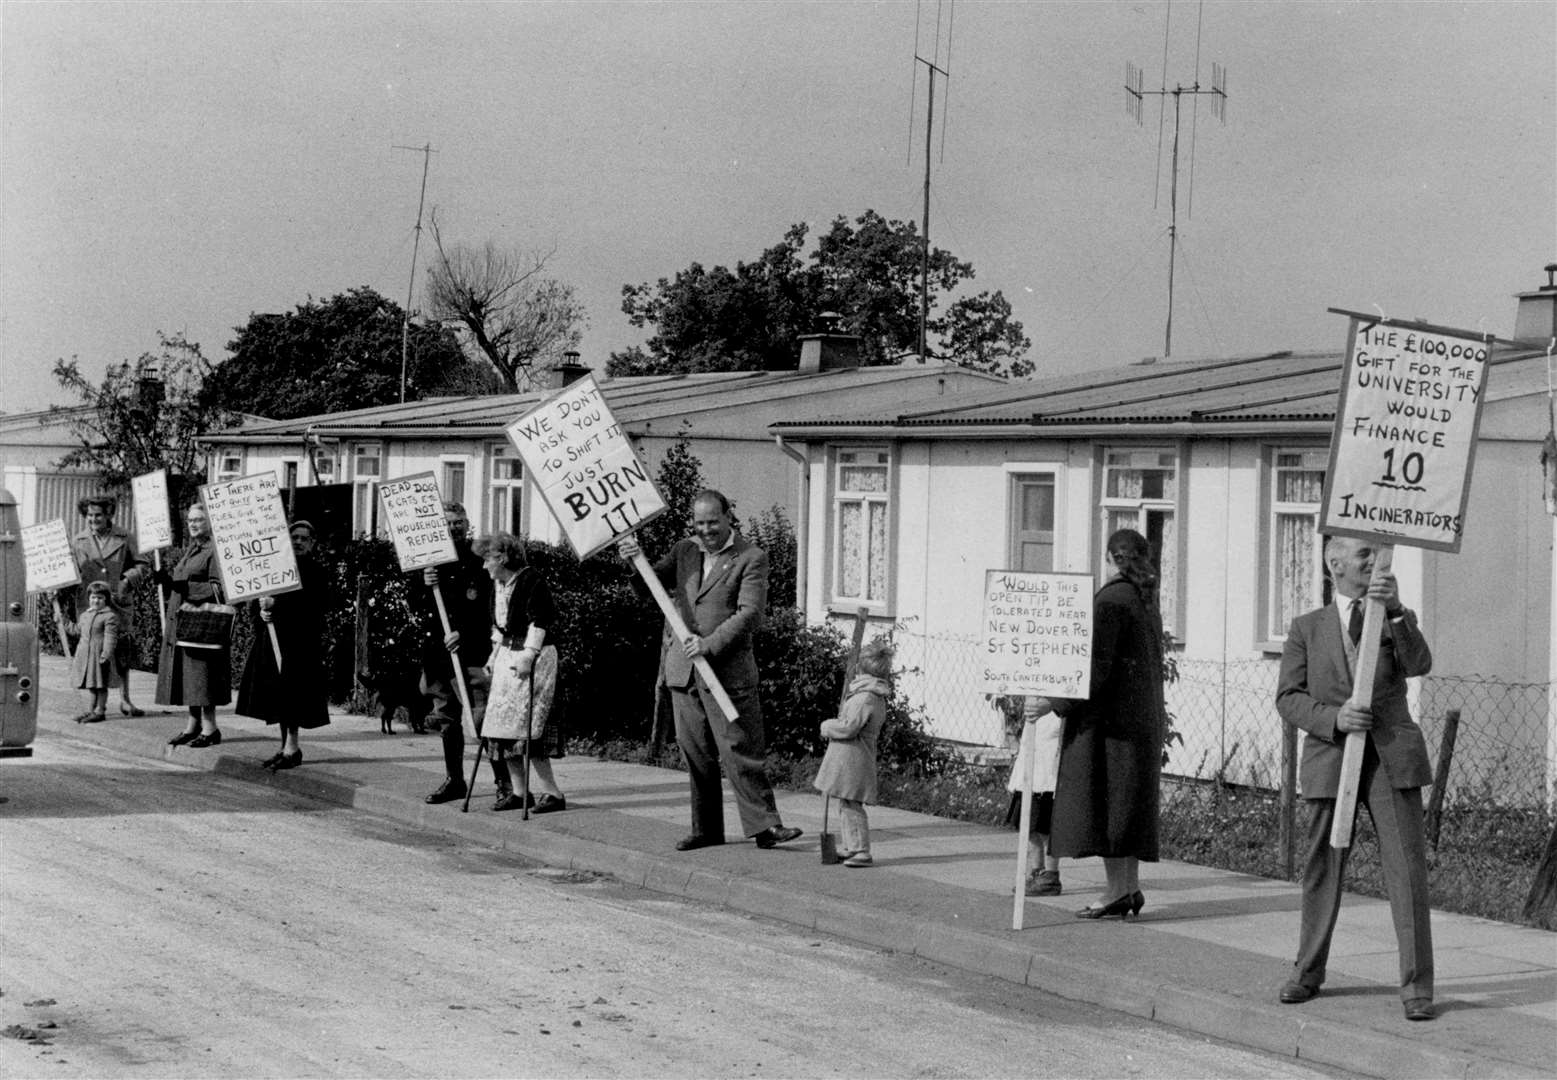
176,589,236,650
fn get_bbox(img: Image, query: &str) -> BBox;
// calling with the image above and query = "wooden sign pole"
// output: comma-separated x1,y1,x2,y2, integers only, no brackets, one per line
629,549,739,722
153,551,167,637
432,584,475,736
1011,696,1040,931
1330,544,1393,848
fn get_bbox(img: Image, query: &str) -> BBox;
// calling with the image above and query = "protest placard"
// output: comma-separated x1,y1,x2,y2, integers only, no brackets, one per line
131,468,174,551
20,518,80,593
980,570,1093,699
377,472,456,571
504,375,666,560
1320,313,1492,553
201,471,300,602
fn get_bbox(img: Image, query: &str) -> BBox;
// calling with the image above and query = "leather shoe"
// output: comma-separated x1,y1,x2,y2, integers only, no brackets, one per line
753,825,802,849
532,794,566,814
168,729,200,746
1279,981,1319,1004
675,834,724,851
424,778,467,804
1403,997,1434,1021
271,751,302,771
188,729,221,748
492,791,531,812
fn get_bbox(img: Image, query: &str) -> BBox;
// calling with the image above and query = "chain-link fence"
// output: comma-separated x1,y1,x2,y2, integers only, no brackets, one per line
887,625,1555,809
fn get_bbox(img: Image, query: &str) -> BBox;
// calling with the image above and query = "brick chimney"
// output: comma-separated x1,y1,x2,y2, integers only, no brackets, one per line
542,351,592,389
1513,263,1557,343
797,312,862,374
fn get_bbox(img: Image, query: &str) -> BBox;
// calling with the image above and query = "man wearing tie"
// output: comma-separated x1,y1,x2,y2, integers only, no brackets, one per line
1276,534,1436,1021
619,489,801,852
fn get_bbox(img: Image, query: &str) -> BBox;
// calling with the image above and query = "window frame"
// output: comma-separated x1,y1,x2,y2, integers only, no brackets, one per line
440,454,470,514
826,444,894,615
487,442,524,537
1097,444,1184,640
1006,468,1058,573
213,447,245,483
349,441,383,537
1259,444,1330,648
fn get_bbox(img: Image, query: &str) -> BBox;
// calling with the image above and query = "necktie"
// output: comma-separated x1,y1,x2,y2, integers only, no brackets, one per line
1348,598,1363,647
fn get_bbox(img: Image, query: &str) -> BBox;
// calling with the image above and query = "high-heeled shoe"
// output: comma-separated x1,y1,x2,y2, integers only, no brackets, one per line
188,729,222,748
260,751,287,769
168,729,201,746
1075,893,1138,920
271,751,302,771
1130,890,1146,916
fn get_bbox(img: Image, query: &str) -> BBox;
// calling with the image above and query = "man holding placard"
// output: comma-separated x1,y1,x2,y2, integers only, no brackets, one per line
618,490,801,852
1276,534,1436,1021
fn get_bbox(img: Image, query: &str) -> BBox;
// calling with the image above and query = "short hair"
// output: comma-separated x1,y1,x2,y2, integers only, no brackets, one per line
442,500,468,517
77,494,118,518
856,637,894,679
692,489,732,515
482,531,529,570
84,580,114,599
289,519,316,538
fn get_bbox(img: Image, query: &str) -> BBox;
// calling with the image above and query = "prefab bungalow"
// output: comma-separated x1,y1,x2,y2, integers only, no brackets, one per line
770,278,1557,803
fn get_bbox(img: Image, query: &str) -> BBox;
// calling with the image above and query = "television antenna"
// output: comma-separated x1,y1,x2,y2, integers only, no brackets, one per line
1125,3,1227,358
907,0,955,363
393,142,437,403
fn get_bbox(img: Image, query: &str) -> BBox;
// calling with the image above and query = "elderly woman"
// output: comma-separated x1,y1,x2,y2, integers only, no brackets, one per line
1042,528,1168,919
237,520,330,770
155,503,231,747
66,494,151,716
470,532,566,813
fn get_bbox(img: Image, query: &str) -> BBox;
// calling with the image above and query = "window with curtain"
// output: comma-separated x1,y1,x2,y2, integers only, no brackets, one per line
489,444,524,536
442,459,467,509
1267,448,1327,640
832,447,890,608
1100,448,1180,634
351,443,382,537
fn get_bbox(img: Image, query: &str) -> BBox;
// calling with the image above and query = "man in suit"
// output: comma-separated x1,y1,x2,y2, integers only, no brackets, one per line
1276,534,1436,1022
619,489,801,852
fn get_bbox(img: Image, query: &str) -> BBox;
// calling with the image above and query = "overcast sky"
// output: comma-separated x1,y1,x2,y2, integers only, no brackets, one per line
3,0,1553,414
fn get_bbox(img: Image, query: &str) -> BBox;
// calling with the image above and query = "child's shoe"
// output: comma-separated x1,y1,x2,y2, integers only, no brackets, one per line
1024,868,1062,896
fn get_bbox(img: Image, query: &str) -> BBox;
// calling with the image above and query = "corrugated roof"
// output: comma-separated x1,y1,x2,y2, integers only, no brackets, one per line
769,345,1551,434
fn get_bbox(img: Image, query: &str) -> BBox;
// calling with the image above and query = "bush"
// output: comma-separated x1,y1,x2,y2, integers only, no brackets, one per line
756,606,848,759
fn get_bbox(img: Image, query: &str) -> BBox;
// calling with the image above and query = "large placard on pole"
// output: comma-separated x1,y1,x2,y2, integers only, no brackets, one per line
504,375,666,560
1319,313,1492,553
377,472,457,571
981,570,1093,699
20,518,80,593
131,468,174,551
201,471,301,602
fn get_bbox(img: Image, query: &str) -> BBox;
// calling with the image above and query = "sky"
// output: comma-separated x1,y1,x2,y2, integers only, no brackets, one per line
2,0,1553,414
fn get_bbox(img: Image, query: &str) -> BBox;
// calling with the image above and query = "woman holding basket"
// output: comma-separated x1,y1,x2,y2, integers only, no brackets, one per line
155,503,232,747
474,532,566,813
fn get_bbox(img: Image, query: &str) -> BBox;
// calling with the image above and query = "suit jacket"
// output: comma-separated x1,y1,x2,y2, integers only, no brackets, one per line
644,535,767,692
1276,602,1434,797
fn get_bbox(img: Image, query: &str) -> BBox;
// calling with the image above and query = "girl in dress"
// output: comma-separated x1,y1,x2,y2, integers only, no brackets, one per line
814,638,893,868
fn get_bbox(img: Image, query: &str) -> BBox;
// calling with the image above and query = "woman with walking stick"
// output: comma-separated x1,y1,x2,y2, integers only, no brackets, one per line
476,533,566,814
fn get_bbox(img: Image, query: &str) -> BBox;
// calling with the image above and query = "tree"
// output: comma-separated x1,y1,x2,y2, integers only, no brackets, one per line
205,287,494,420
52,333,235,509
608,209,1032,377
425,214,587,391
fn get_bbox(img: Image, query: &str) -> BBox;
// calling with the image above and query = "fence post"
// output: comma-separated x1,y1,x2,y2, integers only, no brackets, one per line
1279,721,1298,880
1424,708,1461,850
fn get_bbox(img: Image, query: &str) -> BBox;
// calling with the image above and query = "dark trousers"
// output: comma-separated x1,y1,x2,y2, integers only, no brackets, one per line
1293,744,1434,1001
670,679,780,840
429,666,497,786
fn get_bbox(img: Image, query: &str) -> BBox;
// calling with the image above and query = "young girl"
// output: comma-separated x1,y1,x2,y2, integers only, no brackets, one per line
815,638,893,868
71,581,119,723
1006,695,1063,896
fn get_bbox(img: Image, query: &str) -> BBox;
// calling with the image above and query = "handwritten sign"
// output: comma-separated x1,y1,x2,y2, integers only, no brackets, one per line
1320,315,1491,552
20,518,80,593
131,468,174,551
505,374,666,559
201,471,300,601
377,472,457,571
981,570,1093,698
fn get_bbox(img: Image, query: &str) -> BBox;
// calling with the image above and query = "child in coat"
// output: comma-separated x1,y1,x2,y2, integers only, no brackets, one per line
815,638,893,868
70,581,119,723
1005,695,1063,895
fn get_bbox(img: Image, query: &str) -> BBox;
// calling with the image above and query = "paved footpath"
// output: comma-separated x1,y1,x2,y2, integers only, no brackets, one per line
9,655,1555,1079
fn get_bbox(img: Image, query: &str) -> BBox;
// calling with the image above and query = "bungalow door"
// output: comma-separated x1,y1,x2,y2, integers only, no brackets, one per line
1008,473,1055,572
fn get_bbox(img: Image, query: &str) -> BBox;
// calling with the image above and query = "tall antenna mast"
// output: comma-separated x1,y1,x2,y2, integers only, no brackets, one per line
1125,8,1227,358
393,142,436,403
915,53,949,363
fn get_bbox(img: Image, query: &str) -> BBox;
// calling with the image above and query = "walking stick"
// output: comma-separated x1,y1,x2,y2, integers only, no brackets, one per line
521,663,534,822
461,736,485,814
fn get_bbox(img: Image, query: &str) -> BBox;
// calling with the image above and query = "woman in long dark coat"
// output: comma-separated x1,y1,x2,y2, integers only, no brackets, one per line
1048,528,1167,919
156,503,231,747
237,521,330,770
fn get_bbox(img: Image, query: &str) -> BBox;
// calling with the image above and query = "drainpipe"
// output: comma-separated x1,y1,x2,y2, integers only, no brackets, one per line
774,434,809,615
